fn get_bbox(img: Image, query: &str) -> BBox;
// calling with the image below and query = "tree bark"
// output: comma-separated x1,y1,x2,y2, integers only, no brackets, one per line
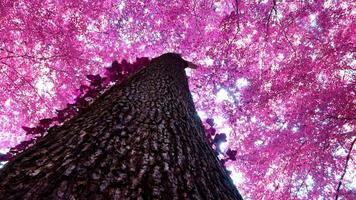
0,53,243,200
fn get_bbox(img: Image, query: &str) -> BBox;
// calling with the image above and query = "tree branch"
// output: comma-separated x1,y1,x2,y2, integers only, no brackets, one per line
265,0,277,39
335,138,356,200
326,115,356,121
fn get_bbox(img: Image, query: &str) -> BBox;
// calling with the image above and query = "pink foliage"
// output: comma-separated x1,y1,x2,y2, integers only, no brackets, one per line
0,0,355,199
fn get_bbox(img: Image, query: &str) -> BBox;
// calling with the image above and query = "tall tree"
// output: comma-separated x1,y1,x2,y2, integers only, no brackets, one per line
1,1,354,199
0,53,243,200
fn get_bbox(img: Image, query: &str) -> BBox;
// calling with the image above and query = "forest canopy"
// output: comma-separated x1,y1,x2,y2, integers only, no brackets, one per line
0,0,355,199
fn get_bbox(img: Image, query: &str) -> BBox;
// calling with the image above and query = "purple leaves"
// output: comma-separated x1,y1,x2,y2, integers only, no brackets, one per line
1,139,37,161
55,104,77,123
205,118,216,139
22,126,39,135
212,133,227,153
74,97,89,108
79,85,91,94
105,60,124,82
0,153,11,162
107,60,122,73
86,74,106,88
9,139,34,153
22,126,45,136
212,133,227,146
206,118,215,127
203,117,227,154
187,61,199,69
135,57,150,66
130,57,150,73
82,88,99,99
206,127,216,137
225,148,237,161
105,58,150,82
202,116,237,166
39,118,53,128
22,118,54,138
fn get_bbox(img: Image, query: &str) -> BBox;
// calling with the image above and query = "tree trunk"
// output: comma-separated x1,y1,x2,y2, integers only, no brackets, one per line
0,53,243,200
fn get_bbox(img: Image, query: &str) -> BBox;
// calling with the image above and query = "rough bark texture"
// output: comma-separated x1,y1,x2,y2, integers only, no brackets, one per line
0,53,243,200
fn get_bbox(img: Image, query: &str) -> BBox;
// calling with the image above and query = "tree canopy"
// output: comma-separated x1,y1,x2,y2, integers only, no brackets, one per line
0,0,355,199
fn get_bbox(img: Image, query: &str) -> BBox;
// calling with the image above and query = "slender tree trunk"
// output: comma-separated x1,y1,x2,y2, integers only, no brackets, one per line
0,53,243,200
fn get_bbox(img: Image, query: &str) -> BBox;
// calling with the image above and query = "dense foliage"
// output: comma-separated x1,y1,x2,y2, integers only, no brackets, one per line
0,0,355,199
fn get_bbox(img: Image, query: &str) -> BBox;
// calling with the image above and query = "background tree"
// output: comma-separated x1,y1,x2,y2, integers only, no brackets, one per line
0,0,355,199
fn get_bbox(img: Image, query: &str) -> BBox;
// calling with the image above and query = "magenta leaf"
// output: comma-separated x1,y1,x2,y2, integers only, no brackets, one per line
135,57,150,66
55,106,77,123
83,88,99,99
35,126,46,135
206,118,215,127
22,126,45,135
212,133,227,148
225,149,237,161
86,74,104,88
22,126,37,135
110,60,122,72
75,97,89,108
207,127,216,136
121,59,128,66
0,153,12,162
55,110,66,123
79,85,91,94
9,139,35,154
105,60,123,81
105,60,124,82
39,118,53,128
